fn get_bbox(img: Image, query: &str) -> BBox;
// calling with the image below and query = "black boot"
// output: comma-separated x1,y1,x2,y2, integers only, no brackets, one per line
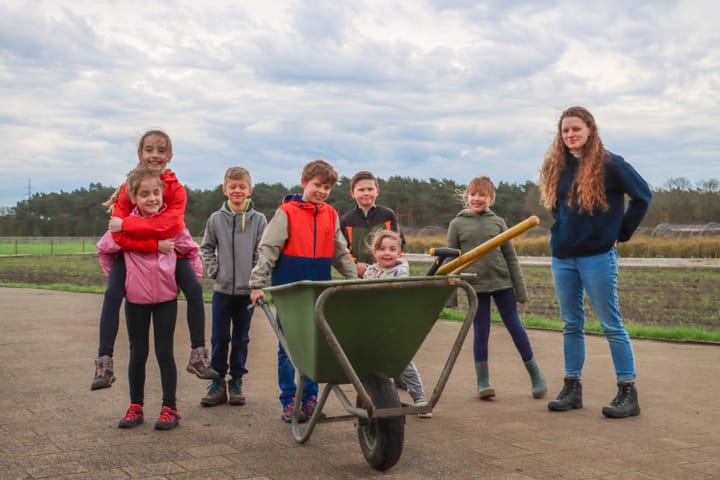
602,382,640,418
547,377,582,411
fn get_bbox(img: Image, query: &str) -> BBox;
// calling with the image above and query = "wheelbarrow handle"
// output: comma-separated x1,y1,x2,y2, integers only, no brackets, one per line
425,247,461,276
257,298,295,367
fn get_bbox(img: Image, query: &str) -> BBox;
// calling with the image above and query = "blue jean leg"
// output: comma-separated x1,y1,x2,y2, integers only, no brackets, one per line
577,249,636,381
211,292,252,379
277,344,318,406
228,296,252,380
552,256,587,379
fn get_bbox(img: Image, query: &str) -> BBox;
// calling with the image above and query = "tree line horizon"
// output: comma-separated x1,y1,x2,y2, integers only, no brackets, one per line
1,175,718,237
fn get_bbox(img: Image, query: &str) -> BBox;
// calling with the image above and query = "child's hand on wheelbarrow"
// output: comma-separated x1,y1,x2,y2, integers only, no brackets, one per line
250,288,265,307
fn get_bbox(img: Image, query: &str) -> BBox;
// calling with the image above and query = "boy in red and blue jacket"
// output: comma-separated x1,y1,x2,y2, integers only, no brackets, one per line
250,159,358,422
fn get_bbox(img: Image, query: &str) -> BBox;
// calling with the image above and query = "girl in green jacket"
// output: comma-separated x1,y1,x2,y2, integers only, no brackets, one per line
447,176,546,400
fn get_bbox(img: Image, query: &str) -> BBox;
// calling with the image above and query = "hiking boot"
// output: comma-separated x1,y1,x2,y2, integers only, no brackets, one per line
154,406,181,430
415,399,433,419
548,377,583,411
302,395,327,420
186,346,220,380
91,355,115,391
200,378,227,407
228,378,246,406
524,356,547,399
281,399,307,423
602,382,641,419
118,403,144,428
474,362,495,399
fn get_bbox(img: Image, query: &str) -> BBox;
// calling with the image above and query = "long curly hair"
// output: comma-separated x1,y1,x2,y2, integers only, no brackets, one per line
539,106,608,214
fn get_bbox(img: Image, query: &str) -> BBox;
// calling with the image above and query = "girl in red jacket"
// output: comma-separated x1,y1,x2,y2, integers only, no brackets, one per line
98,167,203,430
91,130,217,390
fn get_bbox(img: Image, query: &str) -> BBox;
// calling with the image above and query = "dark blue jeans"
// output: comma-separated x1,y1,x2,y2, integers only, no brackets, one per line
278,343,318,407
210,292,253,379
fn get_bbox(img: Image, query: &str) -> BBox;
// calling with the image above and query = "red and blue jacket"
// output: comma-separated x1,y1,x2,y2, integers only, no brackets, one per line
272,194,340,285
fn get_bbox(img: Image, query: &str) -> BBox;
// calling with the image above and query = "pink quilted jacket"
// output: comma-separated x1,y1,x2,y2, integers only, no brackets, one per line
97,205,202,304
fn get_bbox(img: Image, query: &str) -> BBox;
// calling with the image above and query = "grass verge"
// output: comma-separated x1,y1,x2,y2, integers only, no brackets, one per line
438,305,720,344
2,252,719,344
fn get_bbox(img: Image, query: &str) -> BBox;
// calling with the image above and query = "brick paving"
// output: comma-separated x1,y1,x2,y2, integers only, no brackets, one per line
1,287,719,479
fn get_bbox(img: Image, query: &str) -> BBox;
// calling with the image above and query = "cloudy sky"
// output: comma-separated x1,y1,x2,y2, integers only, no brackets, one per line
1,0,718,209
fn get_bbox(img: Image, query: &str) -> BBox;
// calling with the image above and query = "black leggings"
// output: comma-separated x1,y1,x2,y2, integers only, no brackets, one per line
97,257,205,357
125,300,177,409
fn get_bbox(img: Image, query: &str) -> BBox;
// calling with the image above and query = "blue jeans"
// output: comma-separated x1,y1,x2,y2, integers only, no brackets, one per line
551,248,636,382
210,292,253,379
278,344,318,407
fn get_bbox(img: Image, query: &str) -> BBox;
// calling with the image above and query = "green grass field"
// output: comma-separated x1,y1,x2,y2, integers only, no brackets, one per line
1,252,719,343
0,240,99,255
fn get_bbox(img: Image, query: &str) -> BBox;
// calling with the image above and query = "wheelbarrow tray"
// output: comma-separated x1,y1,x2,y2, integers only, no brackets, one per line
265,276,455,384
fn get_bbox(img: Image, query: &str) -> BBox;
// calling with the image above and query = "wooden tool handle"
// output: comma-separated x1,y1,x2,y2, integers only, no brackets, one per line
435,216,540,276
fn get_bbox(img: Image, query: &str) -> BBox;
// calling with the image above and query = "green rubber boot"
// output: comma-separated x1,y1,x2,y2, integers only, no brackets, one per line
524,356,547,399
475,362,495,399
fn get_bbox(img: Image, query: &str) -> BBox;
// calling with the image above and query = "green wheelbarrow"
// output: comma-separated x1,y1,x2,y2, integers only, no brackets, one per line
259,216,540,471
259,276,478,471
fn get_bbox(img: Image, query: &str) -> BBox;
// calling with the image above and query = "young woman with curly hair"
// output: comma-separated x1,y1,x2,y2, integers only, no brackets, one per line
539,106,652,419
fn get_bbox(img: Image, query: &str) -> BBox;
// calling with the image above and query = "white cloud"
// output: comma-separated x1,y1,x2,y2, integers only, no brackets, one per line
0,0,718,209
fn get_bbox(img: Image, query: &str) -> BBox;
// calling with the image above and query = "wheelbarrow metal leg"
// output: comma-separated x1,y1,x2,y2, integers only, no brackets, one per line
292,381,334,444
427,280,478,409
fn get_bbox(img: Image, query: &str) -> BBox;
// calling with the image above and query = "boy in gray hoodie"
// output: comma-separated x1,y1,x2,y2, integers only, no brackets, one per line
200,167,268,407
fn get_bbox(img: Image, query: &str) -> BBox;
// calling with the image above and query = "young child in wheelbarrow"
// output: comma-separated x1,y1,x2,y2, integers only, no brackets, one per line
362,229,433,418
249,159,359,423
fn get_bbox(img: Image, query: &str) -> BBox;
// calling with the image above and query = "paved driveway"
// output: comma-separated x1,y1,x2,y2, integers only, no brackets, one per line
0,287,718,479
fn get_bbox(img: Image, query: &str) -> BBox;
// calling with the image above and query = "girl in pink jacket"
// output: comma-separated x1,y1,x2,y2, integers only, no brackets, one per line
97,167,201,431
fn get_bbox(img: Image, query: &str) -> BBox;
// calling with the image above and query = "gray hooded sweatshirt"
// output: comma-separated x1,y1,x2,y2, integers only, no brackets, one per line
201,199,267,296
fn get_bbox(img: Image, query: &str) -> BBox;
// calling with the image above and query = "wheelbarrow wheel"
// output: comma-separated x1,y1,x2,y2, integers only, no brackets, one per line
356,373,405,471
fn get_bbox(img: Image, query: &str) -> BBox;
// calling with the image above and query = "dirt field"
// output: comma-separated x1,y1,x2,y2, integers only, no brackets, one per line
1,254,719,330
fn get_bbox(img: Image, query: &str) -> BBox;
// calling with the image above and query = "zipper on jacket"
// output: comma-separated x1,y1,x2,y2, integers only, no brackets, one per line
231,214,236,295
313,203,319,258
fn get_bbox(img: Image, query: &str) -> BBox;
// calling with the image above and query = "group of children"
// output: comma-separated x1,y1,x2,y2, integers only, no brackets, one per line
93,129,545,431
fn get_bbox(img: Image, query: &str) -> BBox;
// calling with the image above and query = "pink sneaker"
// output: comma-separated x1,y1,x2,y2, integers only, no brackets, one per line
154,406,181,430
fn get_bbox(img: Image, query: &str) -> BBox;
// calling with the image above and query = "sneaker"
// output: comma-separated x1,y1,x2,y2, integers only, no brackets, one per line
154,406,181,430
186,347,220,380
302,395,327,420
91,355,115,391
281,399,307,423
228,378,246,406
200,378,227,407
415,399,433,418
118,403,144,428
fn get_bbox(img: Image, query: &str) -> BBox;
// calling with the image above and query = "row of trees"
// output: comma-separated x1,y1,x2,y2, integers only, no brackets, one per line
1,176,718,237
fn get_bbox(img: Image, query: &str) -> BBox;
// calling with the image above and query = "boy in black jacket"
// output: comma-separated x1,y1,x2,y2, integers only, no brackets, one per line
340,171,404,277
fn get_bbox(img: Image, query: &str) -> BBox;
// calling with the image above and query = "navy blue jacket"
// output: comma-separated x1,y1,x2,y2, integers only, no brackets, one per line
550,151,652,259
